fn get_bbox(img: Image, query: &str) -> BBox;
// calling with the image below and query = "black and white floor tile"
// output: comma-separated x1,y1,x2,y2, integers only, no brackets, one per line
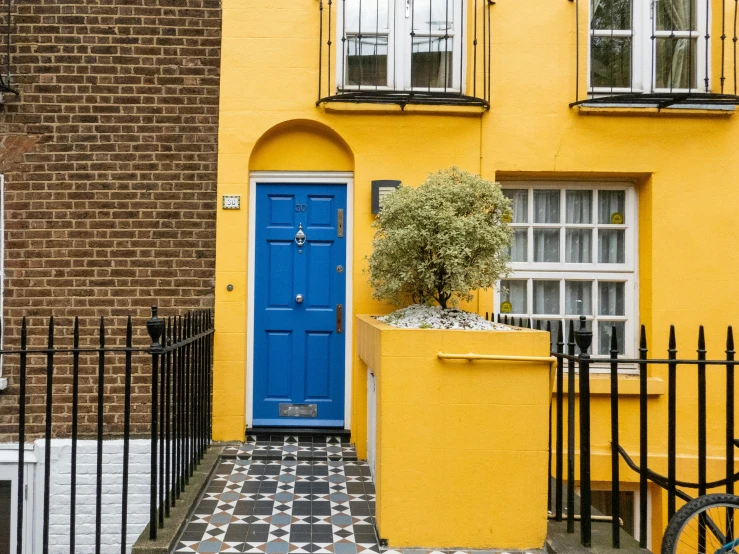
175,437,376,554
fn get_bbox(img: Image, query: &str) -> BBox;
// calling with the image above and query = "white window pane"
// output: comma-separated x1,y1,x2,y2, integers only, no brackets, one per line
533,280,560,315
503,189,528,223
500,280,527,314
509,229,528,262
413,0,455,32
599,321,626,355
566,190,593,223
655,38,698,89
590,37,632,89
655,0,697,31
534,190,560,223
345,0,390,32
347,36,388,87
598,190,626,224
598,229,625,263
565,229,592,263
534,229,560,262
565,281,593,315
591,0,632,30
411,37,454,89
598,281,625,316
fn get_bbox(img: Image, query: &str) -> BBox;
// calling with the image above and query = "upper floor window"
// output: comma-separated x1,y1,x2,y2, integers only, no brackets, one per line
340,0,463,92
590,0,706,94
316,0,492,109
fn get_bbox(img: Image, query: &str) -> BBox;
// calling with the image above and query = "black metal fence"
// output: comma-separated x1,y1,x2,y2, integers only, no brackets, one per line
317,0,493,108
10,306,213,554
545,315,737,549
0,0,16,95
570,0,739,108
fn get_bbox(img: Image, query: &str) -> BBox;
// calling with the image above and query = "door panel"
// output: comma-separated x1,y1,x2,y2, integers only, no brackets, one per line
253,183,347,427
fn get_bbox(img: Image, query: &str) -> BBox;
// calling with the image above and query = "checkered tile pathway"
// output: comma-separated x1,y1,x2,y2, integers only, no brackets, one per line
175,436,377,554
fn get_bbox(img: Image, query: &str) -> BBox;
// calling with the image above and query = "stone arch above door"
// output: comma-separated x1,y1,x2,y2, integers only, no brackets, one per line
249,119,354,172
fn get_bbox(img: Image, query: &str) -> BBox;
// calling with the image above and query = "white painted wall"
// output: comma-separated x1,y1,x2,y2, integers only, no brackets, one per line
2,439,157,554
44,439,152,554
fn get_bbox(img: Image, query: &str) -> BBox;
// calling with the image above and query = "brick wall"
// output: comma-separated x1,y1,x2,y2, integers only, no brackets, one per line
0,0,222,441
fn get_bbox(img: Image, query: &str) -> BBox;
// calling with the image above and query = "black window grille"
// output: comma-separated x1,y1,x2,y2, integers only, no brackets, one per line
317,0,493,109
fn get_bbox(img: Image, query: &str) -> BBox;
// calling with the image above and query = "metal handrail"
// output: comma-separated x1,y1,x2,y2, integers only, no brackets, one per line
437,352,557,367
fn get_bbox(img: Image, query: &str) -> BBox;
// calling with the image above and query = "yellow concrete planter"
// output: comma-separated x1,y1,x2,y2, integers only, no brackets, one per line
356,314,553,550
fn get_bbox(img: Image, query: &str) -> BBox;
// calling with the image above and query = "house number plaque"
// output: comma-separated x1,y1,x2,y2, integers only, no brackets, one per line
222,195,241,210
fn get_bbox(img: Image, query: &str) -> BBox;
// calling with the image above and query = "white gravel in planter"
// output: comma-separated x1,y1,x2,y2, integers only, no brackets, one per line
377,304,514,330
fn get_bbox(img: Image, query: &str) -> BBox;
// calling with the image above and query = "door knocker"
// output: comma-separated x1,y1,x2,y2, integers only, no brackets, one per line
295,223,306,253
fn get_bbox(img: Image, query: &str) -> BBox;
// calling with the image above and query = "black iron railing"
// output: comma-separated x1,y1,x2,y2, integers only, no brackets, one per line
570,0,739,108
0,0,16,96
317,0,492,109
10,306,213,554
545,316,738,549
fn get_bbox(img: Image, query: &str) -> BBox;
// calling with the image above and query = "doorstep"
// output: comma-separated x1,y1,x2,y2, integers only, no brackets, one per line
222,434,358,461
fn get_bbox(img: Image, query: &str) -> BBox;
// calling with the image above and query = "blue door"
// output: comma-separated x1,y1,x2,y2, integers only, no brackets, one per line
253,183,347,427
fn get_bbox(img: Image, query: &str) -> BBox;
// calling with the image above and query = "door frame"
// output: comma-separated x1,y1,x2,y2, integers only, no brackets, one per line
246,171,354,430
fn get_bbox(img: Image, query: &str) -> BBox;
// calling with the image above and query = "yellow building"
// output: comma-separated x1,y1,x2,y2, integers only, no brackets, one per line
213,0,739,550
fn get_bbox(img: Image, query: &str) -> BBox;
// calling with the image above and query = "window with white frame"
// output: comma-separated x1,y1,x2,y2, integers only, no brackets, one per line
340,0,463,91
496,183,637,358
590,0,706,93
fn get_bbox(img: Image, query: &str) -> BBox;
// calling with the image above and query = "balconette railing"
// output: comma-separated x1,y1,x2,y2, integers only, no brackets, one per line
570,0,739,108
316,0,493,109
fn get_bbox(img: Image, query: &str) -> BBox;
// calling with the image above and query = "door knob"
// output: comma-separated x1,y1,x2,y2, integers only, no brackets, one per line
295,294,304,304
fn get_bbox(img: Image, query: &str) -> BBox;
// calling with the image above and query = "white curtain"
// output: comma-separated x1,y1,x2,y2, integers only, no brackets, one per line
598,190,624,223
659,0,693,88
501,280,527,314
599,230,625,263
598,281,624,316
599,321,625,354
565,191,592,263
565,281,592,315
505,189,528,223
510,229,528,262
566,190,592,223
534,190,559,223
534,281,560,315
566,230,592,263
534,229,560,263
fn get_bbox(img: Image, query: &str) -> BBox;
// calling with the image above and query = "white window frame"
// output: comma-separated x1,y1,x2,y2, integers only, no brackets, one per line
588,0,709,95
0,445,37,554
496,181,639,366
336,0,465,93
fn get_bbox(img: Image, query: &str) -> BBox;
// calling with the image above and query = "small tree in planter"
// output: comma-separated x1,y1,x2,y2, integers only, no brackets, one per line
368,167,512,312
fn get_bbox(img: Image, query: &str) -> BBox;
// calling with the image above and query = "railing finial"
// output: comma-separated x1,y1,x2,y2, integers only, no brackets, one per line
147,306,165,353
574,315,592,354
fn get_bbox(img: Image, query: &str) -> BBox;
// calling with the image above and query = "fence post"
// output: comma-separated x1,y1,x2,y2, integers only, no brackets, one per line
575,315,592,548
147,306,165,540
555,321,564,521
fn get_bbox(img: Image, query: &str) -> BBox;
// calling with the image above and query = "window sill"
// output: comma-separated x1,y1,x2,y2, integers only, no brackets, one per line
317,90,489,115
553,375,665,397
576,103,735,117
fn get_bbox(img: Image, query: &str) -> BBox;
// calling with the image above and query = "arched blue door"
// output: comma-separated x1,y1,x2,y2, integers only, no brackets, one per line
253,182,347,427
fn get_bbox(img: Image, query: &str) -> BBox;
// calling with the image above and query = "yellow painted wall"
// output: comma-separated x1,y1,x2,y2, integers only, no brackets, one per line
213,0,739,547
356,315,552,549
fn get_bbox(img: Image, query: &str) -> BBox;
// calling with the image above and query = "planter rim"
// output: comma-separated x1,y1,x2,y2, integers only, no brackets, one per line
356,313,546,334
